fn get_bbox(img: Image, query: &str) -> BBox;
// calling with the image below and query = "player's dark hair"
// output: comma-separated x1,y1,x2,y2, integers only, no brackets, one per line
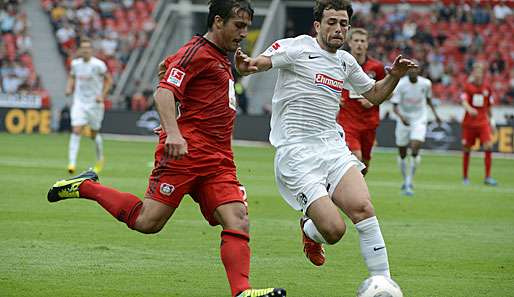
79,36,92,47
314,0,353,22
207,0,254,31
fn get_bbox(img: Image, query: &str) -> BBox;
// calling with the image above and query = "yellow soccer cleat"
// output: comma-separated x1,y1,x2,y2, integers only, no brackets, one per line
93,158,104,174
67,164,76,174
47,170,98,202
236,288,286,297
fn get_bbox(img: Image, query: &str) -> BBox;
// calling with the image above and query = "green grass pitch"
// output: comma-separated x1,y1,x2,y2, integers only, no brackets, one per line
1,133,513,297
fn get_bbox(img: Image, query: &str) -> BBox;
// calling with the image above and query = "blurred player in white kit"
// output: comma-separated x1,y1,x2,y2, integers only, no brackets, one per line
65,38,112,174
391,66,441,196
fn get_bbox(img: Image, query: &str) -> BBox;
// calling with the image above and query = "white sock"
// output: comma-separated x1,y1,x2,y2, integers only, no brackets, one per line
409,155,420,185
355,216,390,277
68,133,81,166
94,134,103,161
303,218,328,244
397,156,408,185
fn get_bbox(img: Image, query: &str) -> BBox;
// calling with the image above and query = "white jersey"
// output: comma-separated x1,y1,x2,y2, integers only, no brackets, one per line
390,76,432,123
70,57,107,104
262,35,375,147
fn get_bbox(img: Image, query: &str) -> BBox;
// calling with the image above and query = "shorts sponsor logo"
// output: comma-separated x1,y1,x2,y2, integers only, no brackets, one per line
296,193,308,207
159,183,175,196
314,73,343,94
167,68,185,87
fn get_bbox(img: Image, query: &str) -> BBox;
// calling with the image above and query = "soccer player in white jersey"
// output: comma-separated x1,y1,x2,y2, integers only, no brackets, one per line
391,66,441,196
65,38,112,174
235,0,417,278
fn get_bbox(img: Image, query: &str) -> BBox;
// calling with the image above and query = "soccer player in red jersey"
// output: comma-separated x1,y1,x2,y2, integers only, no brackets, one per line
46,1,286,296
461,63,497,186
336,28,385,175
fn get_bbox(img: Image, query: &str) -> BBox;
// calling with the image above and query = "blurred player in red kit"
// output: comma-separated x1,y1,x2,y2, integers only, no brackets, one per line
337,28,385,175
461,63,497,186
47,1,286,296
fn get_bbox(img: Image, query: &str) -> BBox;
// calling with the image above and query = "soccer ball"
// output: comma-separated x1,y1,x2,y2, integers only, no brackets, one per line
356,275,403,297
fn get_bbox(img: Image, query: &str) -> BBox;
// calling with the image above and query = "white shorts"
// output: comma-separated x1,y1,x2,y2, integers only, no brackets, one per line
71,102,104,131
274,135,365,214
395,120,426,147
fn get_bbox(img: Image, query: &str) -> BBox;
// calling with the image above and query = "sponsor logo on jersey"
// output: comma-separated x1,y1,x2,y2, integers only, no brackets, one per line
167,68,185,87
367,71,376,79
314,73,344,94
159,183,175,196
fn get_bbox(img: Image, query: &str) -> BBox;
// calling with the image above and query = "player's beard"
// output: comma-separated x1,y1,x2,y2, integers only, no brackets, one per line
320,34,343,51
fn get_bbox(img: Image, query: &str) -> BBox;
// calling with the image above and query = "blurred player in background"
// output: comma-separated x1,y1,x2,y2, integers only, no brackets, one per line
391,66,441,196
48,1,285,296
337,28,385,176
65,38,112,174
461,63,497,186
236,0,416,279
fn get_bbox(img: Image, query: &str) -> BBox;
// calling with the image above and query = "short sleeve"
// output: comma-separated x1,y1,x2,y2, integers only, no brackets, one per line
70,60,77,76
97,60,107,75
158,54,201,100
261,38,302,69
344,56,375,95
426,80,432,98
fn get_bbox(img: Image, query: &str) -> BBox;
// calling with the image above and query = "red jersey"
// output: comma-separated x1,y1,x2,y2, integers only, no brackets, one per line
337,56,385,131
158,35,237,172
461,82,493,128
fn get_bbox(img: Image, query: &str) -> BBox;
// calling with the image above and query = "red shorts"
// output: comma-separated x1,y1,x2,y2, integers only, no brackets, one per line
345,128,376,161
145,168,247,226
461,125,492,147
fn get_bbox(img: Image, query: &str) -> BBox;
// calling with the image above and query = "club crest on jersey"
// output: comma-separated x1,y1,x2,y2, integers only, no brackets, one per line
167,68,185,87
315,73,343,94
159,183,175,196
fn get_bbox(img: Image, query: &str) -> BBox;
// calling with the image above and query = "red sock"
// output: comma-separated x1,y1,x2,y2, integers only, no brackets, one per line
220,230,251,297
485,151,492,178
79,180,142,229
463,151,470,179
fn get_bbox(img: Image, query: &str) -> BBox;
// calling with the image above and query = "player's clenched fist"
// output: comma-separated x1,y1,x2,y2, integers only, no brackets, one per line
165,133,188,160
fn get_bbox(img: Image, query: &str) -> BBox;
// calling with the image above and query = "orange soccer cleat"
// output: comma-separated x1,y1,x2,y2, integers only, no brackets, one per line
300,218,325,266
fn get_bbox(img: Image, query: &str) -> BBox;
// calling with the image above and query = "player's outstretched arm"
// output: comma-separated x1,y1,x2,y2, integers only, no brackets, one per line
154,87,188,159
362,55,417,105
235,48,272,76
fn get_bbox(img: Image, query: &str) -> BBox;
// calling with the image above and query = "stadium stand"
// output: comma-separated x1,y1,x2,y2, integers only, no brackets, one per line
1,0,50,107
349,0,513,104
40,0,157,110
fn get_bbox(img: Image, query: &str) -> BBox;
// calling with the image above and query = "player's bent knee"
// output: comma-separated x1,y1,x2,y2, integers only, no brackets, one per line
350,199,375,223
134,218,166,234
324,223,346,245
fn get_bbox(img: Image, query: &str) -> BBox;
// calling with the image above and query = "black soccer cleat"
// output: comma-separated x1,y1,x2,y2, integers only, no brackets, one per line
47,169,98,202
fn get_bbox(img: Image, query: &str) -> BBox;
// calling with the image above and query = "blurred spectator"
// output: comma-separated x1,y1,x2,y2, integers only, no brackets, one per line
131,90,147,112
493,1,511,22
489,52,506,75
